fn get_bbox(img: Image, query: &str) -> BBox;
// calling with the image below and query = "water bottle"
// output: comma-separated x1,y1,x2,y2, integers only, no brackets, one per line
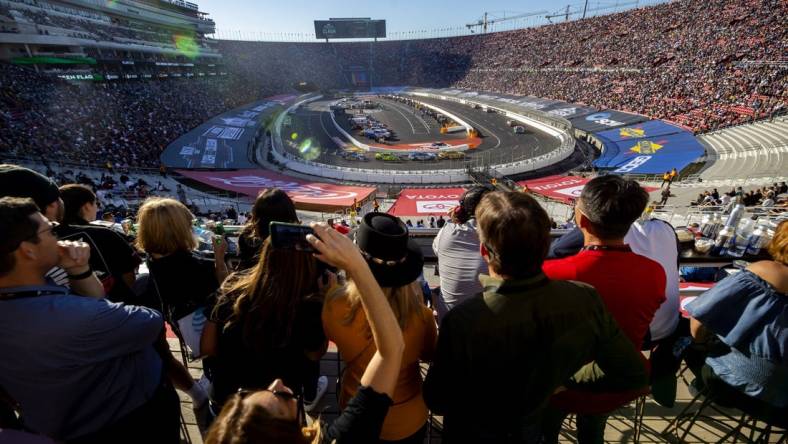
745,224,767,255
724,204,745,229
707,213,722,239
699,213,714,237
712,225,735,256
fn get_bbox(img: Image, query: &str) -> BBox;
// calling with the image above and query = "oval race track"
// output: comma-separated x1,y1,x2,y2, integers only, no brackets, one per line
281,95,561,171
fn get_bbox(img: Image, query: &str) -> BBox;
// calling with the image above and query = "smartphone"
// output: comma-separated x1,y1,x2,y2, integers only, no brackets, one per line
269,222,316,252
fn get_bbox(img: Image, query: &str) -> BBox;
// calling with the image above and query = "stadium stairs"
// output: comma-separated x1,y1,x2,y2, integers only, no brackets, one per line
695,116,788,187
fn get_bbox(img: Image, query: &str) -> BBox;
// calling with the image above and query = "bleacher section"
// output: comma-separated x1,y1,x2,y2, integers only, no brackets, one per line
698,116,788,185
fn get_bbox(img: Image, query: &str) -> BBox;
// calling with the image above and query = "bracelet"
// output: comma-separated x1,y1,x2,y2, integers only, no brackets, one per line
67,268,94,280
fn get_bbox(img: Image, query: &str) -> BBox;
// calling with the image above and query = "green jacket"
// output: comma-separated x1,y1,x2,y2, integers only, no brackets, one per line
424,273,648,443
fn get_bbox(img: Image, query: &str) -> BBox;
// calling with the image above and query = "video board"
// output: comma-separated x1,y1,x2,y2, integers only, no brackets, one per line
314,19,386,39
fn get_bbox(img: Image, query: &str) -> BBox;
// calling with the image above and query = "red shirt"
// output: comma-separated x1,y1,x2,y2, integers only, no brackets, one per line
543,247,665,413
543,248,666,348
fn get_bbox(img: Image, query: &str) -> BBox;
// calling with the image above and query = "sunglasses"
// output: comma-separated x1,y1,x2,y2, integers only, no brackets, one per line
237,388,299,402
237,387,305,423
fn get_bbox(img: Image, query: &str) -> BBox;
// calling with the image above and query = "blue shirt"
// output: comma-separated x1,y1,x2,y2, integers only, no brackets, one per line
686,270,788,407
0,285,164,440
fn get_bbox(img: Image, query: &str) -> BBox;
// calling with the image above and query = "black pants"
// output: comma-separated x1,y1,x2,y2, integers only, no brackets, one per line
68,378,180,444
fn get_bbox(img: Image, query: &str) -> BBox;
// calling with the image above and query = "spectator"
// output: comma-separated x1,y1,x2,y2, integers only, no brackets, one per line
236,188,298,271
323,213,437,442
0,197,179,443
205,223,406,444
686,220,788,412
58,184,141,304
424,191,648,443
135,197,225,433
660,186,671,206
431,186,491,321
436,214,446,228
0,165,104,297
541,176,665,443
201,232,329,414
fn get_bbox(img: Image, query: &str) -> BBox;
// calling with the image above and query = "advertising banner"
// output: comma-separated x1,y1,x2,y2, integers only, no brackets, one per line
594,120,684,143
569,109,648,133
178,169,376,212
518,175,658,203
594,131,706,174
517,175,591,204
387,188,466,216
161,95,298,169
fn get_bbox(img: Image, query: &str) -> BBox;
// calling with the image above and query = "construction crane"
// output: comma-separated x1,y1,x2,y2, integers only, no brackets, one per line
545,0,640,22
466,10,548,34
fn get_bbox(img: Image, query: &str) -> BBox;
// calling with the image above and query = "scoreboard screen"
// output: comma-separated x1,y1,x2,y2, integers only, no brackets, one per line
314,19,386,39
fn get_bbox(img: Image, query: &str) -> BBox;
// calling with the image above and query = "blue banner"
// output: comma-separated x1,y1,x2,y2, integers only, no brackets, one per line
594,130,706,174
594,120,684,143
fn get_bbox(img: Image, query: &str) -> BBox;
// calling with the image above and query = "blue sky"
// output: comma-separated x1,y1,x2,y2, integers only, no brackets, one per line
196,0,656,40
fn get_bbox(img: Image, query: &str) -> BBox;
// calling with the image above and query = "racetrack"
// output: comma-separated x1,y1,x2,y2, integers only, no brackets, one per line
278,95,561,171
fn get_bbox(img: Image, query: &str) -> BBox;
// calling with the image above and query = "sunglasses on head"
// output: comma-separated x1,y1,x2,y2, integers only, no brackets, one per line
237,387,306,423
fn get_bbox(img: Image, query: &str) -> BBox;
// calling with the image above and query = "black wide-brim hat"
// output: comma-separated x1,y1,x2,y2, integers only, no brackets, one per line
354,212,424,288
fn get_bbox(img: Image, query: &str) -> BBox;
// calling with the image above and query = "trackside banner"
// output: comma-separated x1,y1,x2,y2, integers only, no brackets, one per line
517,175,658,203
177,169,375,211
594,131,706,174
387,188,466,216
594,120,684,143
160,95,298,169
569,109,647,133
517,175,590,204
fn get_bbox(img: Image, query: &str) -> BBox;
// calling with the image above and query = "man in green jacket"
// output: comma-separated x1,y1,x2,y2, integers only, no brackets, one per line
423,191,648,443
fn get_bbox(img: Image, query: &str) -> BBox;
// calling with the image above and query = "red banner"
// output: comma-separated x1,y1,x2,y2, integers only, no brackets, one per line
519,175,657,204
388,188,466,216
518,175,591,204
178,169,376,211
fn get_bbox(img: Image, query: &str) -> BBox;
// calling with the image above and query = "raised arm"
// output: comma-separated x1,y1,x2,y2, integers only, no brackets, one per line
308,223,405,397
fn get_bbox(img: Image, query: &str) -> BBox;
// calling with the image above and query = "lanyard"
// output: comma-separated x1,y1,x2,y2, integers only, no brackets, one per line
581,244,632,252
0,289,66,301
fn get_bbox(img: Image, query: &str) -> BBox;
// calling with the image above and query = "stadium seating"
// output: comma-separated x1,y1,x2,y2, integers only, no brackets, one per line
698,116,788,185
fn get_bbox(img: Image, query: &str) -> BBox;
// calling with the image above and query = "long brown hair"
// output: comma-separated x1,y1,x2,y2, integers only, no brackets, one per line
214,238,320,351
205,393,320,444
241,188,298,241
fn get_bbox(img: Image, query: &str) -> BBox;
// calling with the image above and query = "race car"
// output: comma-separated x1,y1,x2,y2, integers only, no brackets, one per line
374,152,402,162
342,152,369,161
438,151,465,160
408,152,437,161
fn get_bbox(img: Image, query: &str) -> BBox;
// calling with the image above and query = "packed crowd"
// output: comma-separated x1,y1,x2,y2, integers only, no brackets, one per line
222,0,786,133
0,63,266,169
693,182,788,208
0,0,213,49
0,164,785,444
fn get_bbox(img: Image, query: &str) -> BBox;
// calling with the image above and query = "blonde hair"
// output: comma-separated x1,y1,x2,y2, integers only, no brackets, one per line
136,197,197,255
767,220,788,266
335,280,427,331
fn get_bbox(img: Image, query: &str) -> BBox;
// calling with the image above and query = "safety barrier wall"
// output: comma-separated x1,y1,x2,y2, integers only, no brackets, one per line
270,92,577,184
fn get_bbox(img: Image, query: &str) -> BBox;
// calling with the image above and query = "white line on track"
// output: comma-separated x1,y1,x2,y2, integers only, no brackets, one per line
318,109,339,149
380,100,418,135
453,112,502,150
385,99,431,134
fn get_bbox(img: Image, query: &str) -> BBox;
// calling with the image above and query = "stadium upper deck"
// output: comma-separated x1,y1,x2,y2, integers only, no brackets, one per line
0,0,785,172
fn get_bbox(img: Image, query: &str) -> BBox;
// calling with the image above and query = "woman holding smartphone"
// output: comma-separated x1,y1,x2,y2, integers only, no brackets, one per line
200,223,329,414
206,223,405,443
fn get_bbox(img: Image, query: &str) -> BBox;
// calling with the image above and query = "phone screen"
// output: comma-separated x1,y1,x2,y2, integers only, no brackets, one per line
269,222,316,252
